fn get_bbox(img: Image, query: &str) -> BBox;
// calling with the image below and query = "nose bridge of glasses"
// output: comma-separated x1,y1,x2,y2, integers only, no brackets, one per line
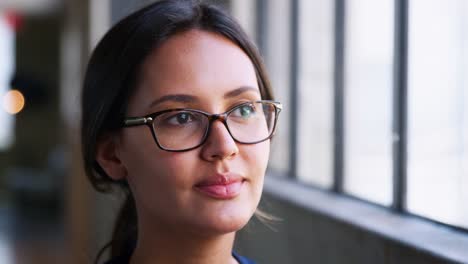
207,113,229,130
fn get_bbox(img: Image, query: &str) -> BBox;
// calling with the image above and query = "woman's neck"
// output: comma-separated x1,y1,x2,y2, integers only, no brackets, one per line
129,220,238,264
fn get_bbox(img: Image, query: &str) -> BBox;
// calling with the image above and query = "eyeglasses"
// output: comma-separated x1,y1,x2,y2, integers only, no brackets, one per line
123,100,282,152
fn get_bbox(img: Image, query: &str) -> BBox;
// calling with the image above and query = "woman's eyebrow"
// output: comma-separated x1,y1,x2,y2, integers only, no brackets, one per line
224,86,260,99
149,94,198,108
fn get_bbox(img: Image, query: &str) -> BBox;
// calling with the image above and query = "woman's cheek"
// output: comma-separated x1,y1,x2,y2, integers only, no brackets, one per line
241,141,269,186
146,151,199,188
249,141,270,171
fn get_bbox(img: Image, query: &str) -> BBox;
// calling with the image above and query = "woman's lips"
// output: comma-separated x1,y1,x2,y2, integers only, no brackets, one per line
194,175,244,199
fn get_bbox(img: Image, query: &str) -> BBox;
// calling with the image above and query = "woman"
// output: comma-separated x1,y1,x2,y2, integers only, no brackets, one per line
81,1,282,263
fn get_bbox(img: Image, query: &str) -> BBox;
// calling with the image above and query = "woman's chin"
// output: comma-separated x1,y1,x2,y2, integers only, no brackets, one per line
191,212,253,237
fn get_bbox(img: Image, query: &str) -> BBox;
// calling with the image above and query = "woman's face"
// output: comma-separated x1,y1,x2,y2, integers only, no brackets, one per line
117,30,270,236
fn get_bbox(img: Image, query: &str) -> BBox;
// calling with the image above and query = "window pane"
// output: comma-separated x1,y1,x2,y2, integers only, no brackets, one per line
296,0,334,188
343,0,394,205
407,0,468,228
0,15,15,150
262,0,291,174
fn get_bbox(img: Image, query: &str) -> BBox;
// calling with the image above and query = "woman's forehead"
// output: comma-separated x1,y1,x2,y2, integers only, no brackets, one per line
133,29,259,106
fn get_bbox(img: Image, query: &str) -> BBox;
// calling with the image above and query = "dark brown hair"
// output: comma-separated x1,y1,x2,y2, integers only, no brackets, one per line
81,0,274,263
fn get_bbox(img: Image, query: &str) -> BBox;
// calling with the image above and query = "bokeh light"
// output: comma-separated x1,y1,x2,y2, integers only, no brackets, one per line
2,89,25,114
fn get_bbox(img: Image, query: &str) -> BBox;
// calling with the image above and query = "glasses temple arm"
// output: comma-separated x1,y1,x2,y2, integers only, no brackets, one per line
123,117,153,127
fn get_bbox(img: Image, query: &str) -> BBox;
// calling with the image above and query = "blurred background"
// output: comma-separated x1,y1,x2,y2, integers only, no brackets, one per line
0,0,467,263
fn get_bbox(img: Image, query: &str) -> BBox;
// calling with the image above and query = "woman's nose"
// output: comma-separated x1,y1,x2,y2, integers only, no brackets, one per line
200,120,239,161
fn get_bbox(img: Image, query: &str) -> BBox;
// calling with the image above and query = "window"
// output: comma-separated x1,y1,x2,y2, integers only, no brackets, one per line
407,0,468,229
259,0,292,175
296,0,334,188
343,0,394,205
252,0,468,233
0,15,15,150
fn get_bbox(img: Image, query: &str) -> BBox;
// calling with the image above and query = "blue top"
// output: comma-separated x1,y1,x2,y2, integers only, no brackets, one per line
233,252,256,264
104,251,255,264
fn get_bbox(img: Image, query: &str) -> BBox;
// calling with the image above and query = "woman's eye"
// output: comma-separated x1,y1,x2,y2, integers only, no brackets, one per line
233,104,256,119
167,112,195,125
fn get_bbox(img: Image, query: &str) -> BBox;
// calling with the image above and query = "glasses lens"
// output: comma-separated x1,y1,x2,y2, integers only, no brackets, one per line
226,102,276,143
152,110,208,150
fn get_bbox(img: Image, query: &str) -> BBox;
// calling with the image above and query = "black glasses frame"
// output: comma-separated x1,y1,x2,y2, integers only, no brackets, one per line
123,100,282,152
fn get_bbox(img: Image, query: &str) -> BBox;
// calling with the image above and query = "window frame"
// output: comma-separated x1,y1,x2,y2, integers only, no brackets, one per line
256,0,468,261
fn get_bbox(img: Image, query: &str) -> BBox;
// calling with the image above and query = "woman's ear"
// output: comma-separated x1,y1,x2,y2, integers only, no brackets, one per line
95,134,127,181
